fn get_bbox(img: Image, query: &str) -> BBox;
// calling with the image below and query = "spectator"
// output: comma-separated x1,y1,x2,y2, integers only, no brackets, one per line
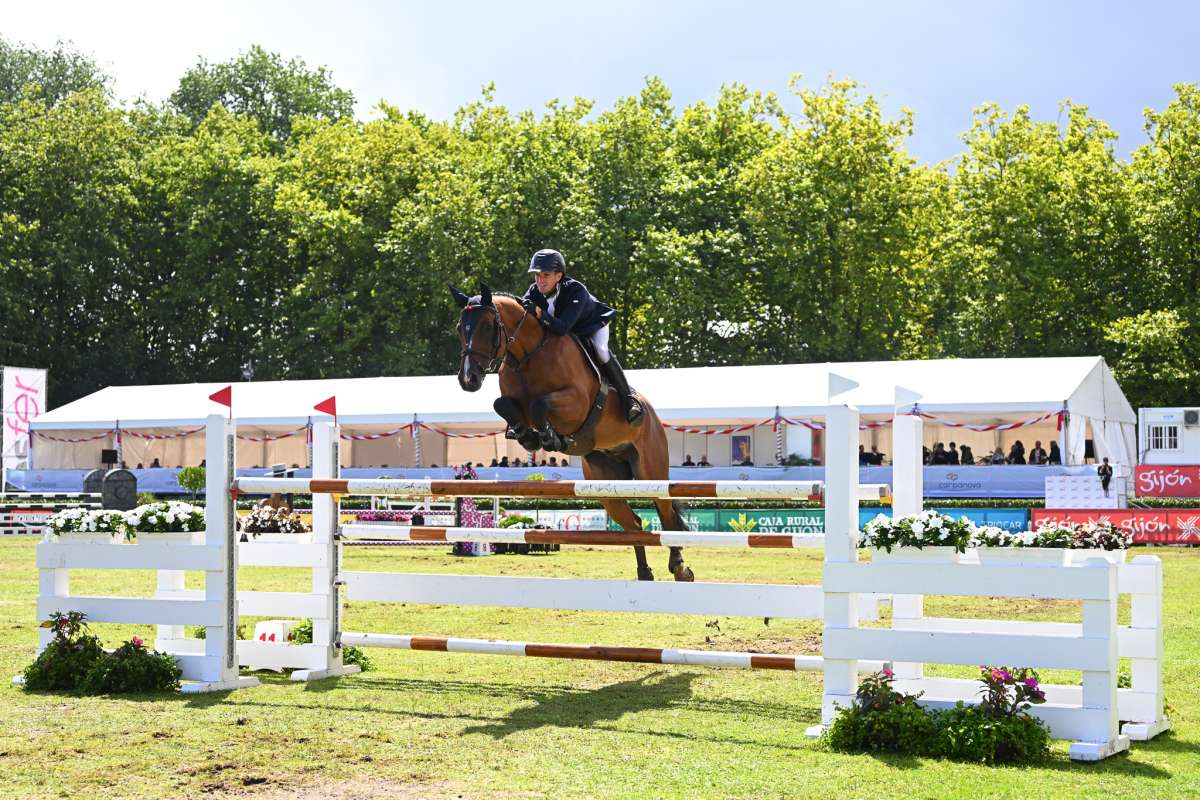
1028,440,1048,465
476,462,484,468
681,454,695,466
959,444,975,465
697,455,712,467
1048,441,1062,465
200,459,206,467
549,456,559,467
869,446,884,465
858,445,870,466
931,443,950,465
150,457,161,468
430,463,439,468
990,447,1006,464
922,445,931,465
947,443,960,465
135,462,144,469
740,457,755,466
1098,457,1113,496
490,458,499,467
1005,442,1025,465
499,456,510,468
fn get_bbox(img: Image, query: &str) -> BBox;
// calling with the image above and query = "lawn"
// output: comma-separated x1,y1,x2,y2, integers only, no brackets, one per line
0,538,1196,800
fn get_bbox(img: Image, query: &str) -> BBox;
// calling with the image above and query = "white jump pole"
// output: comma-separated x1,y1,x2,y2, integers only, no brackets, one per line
891,387,924,680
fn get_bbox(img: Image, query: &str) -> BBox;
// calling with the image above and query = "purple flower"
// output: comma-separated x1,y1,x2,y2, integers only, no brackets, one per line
1023,677,1038,689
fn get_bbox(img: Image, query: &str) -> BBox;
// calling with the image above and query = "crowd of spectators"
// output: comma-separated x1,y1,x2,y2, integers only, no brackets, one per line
920,439,1061,466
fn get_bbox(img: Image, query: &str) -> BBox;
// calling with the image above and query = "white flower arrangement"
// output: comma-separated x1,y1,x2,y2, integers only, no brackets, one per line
124,501,204,537
859,510,974,553
47,507,127,539
971,525,1020,548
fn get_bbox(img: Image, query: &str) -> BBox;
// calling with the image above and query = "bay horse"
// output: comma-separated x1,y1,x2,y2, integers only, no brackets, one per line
449,283,694,582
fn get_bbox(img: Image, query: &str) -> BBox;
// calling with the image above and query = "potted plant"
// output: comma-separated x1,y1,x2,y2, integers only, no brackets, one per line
859,511,974,563
1065,521,1132,565
124,500,206,544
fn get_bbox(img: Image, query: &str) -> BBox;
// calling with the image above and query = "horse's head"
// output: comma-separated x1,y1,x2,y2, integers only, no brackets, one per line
449,282,499,392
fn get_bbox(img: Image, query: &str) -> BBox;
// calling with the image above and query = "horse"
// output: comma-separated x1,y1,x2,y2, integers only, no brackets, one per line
449,282,694,582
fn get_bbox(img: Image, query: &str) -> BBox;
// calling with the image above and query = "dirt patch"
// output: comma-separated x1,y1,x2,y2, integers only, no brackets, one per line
209,777,539,800
698,633,823,655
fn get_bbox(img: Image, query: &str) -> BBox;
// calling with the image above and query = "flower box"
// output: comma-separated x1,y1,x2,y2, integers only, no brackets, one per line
977,547,1068,568
871,546,960,564
1065,549,1128,566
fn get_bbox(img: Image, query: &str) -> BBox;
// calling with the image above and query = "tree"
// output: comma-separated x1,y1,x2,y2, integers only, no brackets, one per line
170,45,354,144
0,36,107,106
1104,310,1198,408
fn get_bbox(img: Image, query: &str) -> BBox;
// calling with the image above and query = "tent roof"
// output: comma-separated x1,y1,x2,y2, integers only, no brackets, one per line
32,356,1135,430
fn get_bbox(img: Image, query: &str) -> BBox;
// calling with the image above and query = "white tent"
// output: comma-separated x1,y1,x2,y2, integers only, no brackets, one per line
30,356,1135,469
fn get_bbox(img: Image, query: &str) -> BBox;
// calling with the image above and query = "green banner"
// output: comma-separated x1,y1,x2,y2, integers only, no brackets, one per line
717,509,825,534
609,508,823,534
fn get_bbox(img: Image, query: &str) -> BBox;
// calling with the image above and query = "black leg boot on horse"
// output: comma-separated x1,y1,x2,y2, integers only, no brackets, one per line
600,355,644,426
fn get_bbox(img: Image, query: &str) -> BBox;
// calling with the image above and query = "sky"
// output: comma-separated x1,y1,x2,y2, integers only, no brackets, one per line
3,0,1197,164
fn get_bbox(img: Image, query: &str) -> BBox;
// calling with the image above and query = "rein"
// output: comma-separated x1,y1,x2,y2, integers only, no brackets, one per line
460,301,548,379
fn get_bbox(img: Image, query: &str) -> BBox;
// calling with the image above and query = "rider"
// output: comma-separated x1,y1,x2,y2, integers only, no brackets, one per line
522,248,644,424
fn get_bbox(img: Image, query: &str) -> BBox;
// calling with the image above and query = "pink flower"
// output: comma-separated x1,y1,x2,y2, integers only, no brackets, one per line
998,669,1011,682
131,635,144,646
882,668,894,678
1023,677,1038,688
991,669,1005,682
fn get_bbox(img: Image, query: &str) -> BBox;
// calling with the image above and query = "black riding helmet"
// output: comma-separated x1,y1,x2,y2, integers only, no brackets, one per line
528,248,566,273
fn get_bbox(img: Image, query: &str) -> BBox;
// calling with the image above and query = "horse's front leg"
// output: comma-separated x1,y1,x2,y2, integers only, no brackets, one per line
529,390,577,452
494,396,541,452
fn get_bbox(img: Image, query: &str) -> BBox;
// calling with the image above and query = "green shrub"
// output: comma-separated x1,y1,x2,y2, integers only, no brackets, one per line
21,612,105,691
932,703,1050,764
136,491,158,505
79,637,181,694
824,669,935,754
177,466,206,498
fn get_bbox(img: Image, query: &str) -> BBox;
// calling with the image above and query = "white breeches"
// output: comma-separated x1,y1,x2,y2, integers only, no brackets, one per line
590,325,611,364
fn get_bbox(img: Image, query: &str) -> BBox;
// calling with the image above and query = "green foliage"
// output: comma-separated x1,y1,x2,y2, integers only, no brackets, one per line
0,36,108,106
79,638,182,694
21,612,105,691
931,703,1050,765
498,514,537,528
824,670,934,754
136,492,157,505
170,45,354,143
1105,309,1197,406
176,466,206,497
826,668,1051,765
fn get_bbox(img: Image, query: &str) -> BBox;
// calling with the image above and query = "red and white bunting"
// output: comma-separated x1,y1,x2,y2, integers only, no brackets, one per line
341,425,414,441
912,410,1064,432
124,426,206,440
32,429,115,443
236,426,309,443
419,422,505,439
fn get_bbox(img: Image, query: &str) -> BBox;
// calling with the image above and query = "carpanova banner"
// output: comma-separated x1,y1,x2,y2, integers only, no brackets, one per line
2,367,47,472
1134,465,1200,498
1031,509,1200,545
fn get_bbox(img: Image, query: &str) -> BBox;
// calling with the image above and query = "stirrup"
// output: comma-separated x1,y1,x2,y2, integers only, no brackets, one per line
625,395,645,425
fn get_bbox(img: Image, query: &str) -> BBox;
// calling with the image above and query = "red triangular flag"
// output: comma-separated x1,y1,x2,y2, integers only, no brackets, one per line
208,385,232,407
314,396,337,417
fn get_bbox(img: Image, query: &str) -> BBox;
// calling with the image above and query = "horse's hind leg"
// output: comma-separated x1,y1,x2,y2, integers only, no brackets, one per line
603,500,654,581
655,499,695,582
586,450,654,581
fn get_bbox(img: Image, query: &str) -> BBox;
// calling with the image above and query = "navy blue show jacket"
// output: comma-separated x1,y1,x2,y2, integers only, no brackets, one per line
522,277,615,337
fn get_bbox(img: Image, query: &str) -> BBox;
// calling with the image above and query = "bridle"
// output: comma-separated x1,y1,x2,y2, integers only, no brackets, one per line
459,300,549,378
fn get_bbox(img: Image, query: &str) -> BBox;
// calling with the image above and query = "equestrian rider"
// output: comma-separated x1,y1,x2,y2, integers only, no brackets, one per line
522,248,644,424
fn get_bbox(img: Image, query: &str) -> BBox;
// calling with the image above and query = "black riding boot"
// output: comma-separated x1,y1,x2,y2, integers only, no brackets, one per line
601,355,644,425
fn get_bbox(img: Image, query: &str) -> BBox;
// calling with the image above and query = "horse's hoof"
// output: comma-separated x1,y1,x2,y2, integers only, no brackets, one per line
672,564,695,582
637,568,655,582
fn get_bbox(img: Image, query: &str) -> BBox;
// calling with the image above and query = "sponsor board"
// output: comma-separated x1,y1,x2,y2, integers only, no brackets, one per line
1031,509,1200,544
1134,465,1200,498
609,507,1030,536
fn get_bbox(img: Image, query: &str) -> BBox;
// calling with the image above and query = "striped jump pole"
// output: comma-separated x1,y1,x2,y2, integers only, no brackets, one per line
232,477,890,501
338,633,889,673
340,524,824,549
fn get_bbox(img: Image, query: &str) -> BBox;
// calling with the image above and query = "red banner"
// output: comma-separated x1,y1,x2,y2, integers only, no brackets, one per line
1032,508,1200,544
1134,465,1200,497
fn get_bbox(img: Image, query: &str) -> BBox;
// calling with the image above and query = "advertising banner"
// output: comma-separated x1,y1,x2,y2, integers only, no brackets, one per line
2,367,46,473
1133,465,1200,498
1031,508,1200,545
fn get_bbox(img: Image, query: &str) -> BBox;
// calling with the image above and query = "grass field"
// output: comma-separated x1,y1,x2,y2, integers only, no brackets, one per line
1,538,1197,799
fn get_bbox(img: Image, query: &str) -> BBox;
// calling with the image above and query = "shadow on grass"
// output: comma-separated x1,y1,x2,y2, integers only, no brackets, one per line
349,674,818,722
460,671,695,739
